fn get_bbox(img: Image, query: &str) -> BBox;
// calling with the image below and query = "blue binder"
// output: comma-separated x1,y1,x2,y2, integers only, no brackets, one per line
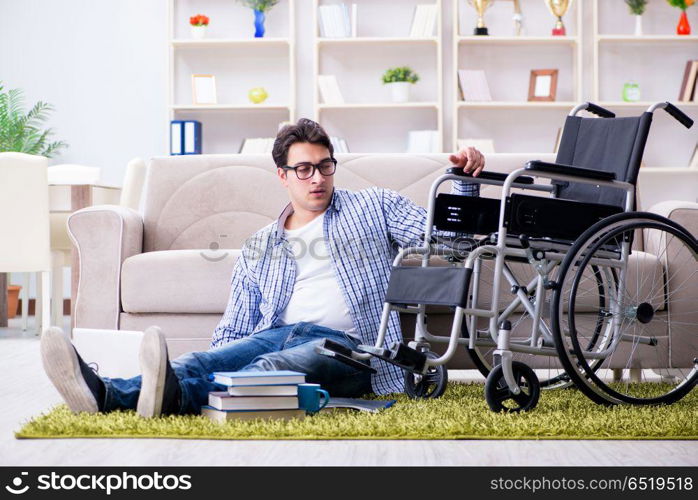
183,120,202,155
170,120,184,155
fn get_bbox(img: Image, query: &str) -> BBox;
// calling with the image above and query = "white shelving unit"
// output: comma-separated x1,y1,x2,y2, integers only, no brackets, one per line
592,0,698,167
313,0,444,153
452,0,583,153
167,0,296,154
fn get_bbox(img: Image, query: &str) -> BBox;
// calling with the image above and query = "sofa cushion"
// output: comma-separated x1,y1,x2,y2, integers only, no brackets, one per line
121,250,239,314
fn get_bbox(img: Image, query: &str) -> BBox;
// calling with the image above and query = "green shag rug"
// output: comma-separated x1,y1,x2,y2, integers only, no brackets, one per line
15,383,698,440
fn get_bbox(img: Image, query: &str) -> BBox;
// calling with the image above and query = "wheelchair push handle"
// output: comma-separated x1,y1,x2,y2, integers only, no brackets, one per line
658,102,694,129
575,102,615,118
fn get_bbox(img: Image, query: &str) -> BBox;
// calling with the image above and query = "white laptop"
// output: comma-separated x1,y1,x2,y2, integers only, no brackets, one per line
72,328,144,379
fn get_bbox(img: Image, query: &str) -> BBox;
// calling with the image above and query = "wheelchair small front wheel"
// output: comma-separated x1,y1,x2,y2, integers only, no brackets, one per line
484,361,540,413
404,352,448,399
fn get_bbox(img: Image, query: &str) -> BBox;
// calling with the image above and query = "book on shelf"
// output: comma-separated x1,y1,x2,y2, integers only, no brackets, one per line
457,138,495,154
318,3,355,38
208,391,299,411
689,143,698,168
239,137,275,154
209,370,306,387
407,130,439,153
321,397,397,413
318,75,345,104
678,60,698,102
330,136,350,154
409,4,437,37
201,406,306,423
458,70,492,102
170,120,184,155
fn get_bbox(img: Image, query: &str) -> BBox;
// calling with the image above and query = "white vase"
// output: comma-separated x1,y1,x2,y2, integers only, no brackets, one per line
389,82,410,103
634,15,643,36
190,25,207,39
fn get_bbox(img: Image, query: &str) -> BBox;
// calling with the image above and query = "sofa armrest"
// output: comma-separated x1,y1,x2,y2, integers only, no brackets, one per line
646,201,698,238
68,205,144,329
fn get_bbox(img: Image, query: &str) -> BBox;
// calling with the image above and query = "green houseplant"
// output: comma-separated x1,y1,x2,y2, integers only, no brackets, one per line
236,0,280,37
0,82,67,157
625,0,648,35
382,67,420,103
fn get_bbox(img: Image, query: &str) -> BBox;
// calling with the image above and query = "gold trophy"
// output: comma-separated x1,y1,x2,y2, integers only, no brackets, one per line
545,0,572,36
468,0,495,36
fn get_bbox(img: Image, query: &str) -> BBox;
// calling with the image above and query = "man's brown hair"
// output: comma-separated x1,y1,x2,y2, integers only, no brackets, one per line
272,118,334,168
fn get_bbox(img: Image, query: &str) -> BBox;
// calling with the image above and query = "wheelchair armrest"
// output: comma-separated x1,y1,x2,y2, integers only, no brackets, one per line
445,167,534,185
525,161,616,181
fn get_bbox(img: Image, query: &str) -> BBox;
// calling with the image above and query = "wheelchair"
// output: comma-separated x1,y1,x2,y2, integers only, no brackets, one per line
317,101,697,412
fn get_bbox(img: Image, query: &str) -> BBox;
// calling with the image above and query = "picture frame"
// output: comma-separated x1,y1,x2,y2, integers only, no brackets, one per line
528,69,558,102
191,74,217,105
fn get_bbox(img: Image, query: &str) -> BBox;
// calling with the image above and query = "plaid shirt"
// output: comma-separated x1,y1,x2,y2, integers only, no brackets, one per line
211,180,479,395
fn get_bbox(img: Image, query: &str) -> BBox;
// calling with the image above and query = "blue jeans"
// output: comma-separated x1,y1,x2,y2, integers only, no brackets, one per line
101,322,372,414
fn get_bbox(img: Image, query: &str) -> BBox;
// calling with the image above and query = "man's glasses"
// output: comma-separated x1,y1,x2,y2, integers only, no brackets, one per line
281,158,337,180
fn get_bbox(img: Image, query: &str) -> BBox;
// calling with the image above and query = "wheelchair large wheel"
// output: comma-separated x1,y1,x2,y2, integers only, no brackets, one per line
484,361,540,413
552,212,698,406
404,352,448,399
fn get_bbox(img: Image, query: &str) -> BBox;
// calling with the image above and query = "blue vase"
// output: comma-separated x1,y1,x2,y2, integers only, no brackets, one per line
254,9,265,38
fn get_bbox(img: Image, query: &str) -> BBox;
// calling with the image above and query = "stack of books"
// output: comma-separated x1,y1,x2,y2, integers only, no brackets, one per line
409,4,438,37
201,370,307,423
318,3,357,38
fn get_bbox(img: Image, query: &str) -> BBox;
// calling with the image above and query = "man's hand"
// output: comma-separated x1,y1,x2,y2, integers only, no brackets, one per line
449,146,485,177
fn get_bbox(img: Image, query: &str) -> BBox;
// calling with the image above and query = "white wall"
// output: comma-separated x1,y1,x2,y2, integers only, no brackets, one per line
0,0,168,186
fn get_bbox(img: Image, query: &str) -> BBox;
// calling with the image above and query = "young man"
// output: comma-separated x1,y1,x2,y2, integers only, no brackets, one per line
41,118,484,417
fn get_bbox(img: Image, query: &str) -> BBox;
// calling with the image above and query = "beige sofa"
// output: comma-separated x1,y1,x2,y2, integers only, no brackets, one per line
68,153,697,371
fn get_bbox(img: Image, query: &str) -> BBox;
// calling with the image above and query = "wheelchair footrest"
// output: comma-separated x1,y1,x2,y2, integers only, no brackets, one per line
357,342,427,374
314,338,377,374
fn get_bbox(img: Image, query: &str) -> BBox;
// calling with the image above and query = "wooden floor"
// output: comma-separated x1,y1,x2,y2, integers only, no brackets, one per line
1,318,696,466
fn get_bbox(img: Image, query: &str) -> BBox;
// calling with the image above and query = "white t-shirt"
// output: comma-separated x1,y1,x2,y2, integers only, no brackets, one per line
278,211,359,340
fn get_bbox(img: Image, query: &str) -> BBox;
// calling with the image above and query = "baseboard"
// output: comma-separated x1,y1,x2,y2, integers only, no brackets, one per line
16,299,71,316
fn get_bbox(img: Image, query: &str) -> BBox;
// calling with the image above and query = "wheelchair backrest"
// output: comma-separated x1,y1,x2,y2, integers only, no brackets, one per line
555,112,652,208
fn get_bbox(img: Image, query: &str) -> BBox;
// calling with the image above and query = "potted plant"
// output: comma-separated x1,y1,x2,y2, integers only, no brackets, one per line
625,0,648,35
382,67,420,103
666,0,695,35
189,14,210,39
0,82,67,157
236,0,280,38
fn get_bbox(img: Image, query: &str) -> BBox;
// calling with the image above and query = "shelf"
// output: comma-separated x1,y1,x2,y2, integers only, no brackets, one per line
457,36,578,45
171,38,290,48
318,37,438,45
457,101,578,109
597,35,698,43
171,104,292,111
318,102,439,110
